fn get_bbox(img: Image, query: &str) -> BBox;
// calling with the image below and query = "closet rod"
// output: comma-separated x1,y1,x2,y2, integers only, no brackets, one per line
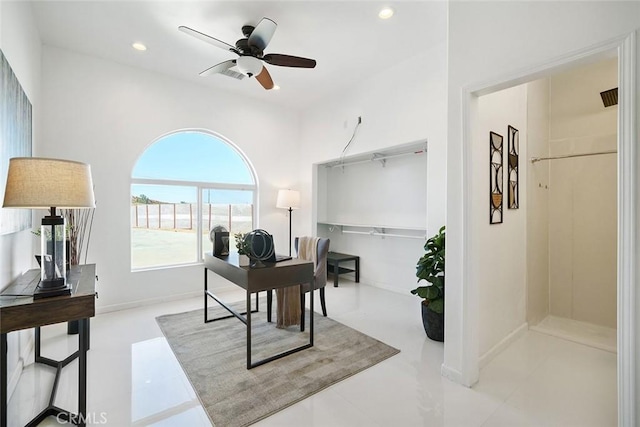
530,150,617,164
341,230,371,235
341,230,426,240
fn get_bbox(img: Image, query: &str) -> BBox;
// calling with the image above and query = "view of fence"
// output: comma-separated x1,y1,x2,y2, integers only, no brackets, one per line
131,203,253,234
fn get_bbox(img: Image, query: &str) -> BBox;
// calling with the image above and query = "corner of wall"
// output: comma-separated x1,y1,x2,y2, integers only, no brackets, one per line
441,362,478,388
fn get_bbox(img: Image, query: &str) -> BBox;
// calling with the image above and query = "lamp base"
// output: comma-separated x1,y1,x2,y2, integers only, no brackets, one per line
34,282,71,300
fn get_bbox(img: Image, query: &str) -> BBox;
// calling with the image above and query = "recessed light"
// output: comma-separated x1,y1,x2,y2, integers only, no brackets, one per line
273,85,280,90
132,42,147,51
378,7,394,19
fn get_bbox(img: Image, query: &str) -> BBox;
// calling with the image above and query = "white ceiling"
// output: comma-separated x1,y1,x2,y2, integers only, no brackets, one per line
29,1,447,109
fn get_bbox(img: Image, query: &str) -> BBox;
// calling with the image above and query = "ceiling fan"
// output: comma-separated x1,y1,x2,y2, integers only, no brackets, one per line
179,17,316,90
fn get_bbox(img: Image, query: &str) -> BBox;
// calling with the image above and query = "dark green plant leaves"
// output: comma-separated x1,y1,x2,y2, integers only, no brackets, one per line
427,298,444,314
411,285,441,300
411,226,445,313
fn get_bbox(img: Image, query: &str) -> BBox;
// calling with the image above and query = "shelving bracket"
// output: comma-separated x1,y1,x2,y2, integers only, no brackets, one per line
372,153,386,167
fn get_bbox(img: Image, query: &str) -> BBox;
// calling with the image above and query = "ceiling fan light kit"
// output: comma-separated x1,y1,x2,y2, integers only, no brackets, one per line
236,56,263,77
179,17,316,90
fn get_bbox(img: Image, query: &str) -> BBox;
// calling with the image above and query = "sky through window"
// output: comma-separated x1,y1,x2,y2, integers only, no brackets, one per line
132,132,254,204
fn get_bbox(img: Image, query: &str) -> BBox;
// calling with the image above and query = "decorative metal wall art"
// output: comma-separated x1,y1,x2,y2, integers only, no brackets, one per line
489,131,503,224
507,125,519,209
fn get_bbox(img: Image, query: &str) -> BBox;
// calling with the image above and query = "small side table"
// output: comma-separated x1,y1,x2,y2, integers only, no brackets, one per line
326,252,360,287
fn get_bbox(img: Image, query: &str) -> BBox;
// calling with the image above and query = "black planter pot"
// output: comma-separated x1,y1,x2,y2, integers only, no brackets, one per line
421,301,444,342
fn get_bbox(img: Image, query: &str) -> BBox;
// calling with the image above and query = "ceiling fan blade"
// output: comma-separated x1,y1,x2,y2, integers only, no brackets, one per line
263,53,316,68
248,18,277,52
199,60,237,77
255,66,274,90
179,26,238,54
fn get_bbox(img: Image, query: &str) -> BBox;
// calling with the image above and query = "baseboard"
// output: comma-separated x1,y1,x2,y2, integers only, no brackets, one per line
440,363,462,383
8,331,34,401
529,320,617,353
359,277,411,296
96,287,235,314
440,363,478,387
479,322,528,368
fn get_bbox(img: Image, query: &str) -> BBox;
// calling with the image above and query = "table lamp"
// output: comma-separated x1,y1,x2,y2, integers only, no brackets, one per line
276,189,300,256
3,157,96,299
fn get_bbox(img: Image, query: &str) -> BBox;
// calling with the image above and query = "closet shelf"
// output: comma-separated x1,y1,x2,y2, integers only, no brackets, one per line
319,139,428,169
318,221,427,240
318,221,426,231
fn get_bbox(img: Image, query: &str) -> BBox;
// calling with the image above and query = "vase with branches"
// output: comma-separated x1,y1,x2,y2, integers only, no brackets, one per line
61,207,95,334
61,208,95,265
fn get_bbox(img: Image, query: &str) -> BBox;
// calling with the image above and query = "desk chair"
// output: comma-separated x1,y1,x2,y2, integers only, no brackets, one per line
267,237,330,331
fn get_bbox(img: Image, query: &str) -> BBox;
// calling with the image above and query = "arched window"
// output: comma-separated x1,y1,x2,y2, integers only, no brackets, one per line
131,130,257,270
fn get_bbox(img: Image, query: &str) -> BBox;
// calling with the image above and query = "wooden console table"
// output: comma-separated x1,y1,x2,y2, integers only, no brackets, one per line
203,253,314,369
1,264,96,427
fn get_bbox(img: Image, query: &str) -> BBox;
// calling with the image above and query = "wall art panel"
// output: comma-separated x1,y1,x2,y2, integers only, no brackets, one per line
508,125,519,209
489,131,503,224
1,50,33,234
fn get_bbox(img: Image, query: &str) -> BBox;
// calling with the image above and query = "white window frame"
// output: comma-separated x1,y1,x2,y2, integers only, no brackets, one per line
130,129,258,271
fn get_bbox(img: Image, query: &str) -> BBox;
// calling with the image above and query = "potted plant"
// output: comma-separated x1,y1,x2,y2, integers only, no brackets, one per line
234,232,250,266
410,225,445,341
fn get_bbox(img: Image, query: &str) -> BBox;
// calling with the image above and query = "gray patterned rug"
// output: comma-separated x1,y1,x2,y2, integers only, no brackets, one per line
156,301,400,427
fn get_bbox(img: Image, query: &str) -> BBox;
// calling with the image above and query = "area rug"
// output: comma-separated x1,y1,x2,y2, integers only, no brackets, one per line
156,301,400,427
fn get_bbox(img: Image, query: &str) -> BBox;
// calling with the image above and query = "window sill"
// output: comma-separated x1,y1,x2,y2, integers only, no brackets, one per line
131,261,204,273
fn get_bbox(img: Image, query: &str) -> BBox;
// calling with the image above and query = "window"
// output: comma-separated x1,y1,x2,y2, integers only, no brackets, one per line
131,131,257,270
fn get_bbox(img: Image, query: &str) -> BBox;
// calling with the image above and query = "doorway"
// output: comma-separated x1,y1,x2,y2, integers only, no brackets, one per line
527,58,618,352
458,32,637,425
470,53,618,424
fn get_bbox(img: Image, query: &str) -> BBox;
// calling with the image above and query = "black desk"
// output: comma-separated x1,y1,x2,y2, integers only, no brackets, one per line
1,264,96,427
203,253,314,369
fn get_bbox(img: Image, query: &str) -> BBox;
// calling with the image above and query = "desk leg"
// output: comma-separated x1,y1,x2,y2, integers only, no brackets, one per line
78,319,88,427
333,261,339,287
246,290,252,369
355,258,360,283
310,281,315,346
1,333,7,427
204,268,208,323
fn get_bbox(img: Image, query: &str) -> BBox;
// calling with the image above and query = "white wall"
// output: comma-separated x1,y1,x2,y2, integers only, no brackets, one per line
320,151,427,228
299,41,447,235
0,0,41,400
316,145,428,293
548,59,618,328
445,0,640,390
39,46,302,310
297,41,447,296
526,78,550,326
474,85,528,357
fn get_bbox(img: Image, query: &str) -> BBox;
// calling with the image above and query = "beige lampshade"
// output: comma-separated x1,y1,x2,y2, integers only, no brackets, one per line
2,157,96,209
276,189,300,210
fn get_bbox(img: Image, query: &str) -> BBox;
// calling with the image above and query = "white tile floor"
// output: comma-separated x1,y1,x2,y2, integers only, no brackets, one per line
7,279,617,426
